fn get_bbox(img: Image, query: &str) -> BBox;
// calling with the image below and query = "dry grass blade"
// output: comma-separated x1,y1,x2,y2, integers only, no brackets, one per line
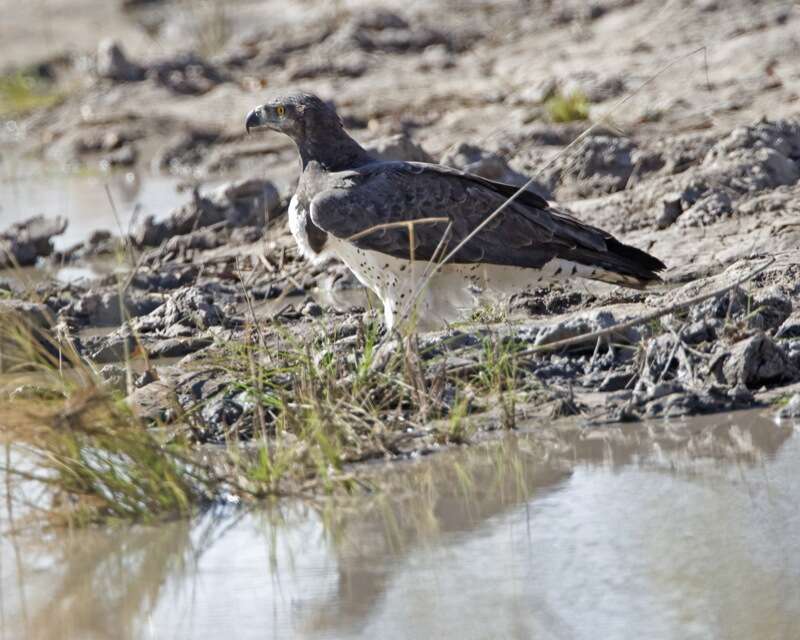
347,217,449,243
104,183,138,269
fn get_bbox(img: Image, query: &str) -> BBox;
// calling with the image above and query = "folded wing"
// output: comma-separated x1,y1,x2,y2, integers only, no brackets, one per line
310,161,665,284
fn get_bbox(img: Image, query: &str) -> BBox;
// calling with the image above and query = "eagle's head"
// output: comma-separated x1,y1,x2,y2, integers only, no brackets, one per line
246,91,370,170
245,91,343,141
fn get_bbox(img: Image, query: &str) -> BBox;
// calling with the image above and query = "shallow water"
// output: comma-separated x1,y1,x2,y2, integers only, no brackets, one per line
0,164,186,251
0,163,188,289
1,409,798,640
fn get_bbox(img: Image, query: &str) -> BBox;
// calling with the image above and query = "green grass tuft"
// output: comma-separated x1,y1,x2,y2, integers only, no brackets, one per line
545,91,590,123
0,72,65,118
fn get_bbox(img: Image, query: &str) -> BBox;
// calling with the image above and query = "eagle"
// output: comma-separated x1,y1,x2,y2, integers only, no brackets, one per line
246,92,665,330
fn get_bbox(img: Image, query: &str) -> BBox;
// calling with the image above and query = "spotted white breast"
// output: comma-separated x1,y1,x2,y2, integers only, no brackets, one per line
288,195,634,330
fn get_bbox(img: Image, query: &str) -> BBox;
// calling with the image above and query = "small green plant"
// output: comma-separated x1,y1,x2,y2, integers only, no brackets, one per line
771,394,792,408
545,91,590,123
441,395,472,444
0,72,64,117
468,302,508,325
474,335,519,429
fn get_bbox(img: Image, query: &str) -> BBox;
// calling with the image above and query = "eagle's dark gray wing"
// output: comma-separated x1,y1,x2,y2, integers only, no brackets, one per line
310,161,665,283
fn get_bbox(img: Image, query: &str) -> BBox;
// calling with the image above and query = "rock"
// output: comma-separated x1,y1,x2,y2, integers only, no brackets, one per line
89,326,212,365
334,10,456,54
640,333,680,381
776,313,800,339
441,142,515,181
98,363,127,390
560,71,626,103
441,142,549,195
200,395,245,434
135,369,156,388
68,288,163,326
135,286,227,333
748,289,792,333
287,54,367,80
101,144,138,167
656,193,683,228
83,328,136,364
96,39,145,82
161,229,224,257
677,190,733,228
0,299,57,371
785,340,800,370
539,135,638,198
148,336,213,358
700,120,800,193
210,179,281,226
89,229,113,245
727,383,754,404
689,286,748,323
9,384,65,400
56,229,120,262
415,44,456,71
680,319,719,344
721,333,797,389
0,299,51,329
132,178,279,246
173,368,230,412
353,8,409,30
365,133,434,163
120,0,164,9
529,355,584,382
0,216,68,268
534,310,640,352
511,78,558,105
644,380,684,402
598,368,636,391
706,118,800,162
146,54,228,95
127,374,176,422
776,393,800,419
131,216,170,249
154,128,221,174
301,301,323,318
162,322,195,338
130,265,199,291
643,389,728,418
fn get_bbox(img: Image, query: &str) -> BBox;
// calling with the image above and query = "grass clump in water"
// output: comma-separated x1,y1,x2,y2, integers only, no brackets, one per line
1,289,544,527
0,310,221,526
545,91,590,123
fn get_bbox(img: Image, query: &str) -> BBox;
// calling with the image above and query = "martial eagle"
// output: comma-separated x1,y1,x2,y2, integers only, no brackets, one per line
246,92,665,329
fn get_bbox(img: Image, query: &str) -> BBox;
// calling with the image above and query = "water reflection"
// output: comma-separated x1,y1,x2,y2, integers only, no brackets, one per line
0,163,185,251
1,410,797,640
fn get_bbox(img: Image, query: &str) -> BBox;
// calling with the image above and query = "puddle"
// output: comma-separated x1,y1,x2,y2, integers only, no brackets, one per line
1,409,798,640
0,164,186,251
0,162,187,288
0,257,121,289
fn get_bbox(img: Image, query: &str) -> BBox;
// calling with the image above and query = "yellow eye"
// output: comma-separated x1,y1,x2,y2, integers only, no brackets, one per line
276,105,285,117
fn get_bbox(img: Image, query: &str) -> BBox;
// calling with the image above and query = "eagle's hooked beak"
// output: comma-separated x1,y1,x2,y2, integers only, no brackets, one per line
245,107,267,134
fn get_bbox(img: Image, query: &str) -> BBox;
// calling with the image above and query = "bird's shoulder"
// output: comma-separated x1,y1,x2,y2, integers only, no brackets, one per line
311,159,550,211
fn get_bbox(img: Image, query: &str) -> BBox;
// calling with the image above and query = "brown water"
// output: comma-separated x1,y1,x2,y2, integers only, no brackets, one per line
0,163,187,289
0,165,186,250
1,409,798,640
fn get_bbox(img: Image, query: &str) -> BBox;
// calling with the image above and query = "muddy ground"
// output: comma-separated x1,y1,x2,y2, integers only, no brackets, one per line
1,0,800,473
